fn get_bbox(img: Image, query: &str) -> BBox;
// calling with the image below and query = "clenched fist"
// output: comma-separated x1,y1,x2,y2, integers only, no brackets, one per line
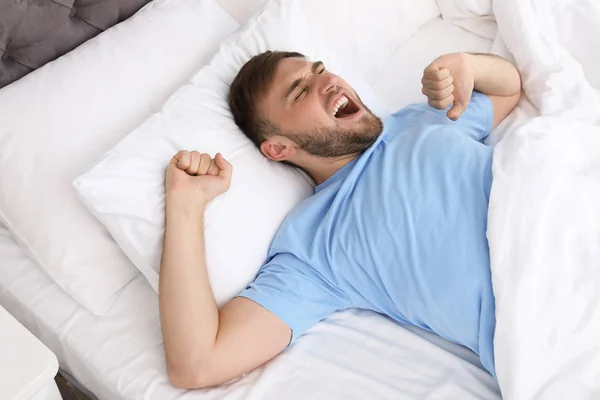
165,150,232,207
421,52,475,121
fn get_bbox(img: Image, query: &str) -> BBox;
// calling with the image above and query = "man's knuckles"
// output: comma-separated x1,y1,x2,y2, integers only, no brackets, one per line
428,94,454,110
424,76,453,90
423,84,455,101
424,63,450,80
175,151,191,171
423,62,439,76
436,68,451,80
198,153,212,175
172,150,216,175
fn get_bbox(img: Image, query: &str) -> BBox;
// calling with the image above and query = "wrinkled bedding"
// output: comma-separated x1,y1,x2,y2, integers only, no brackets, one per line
445,0,600,398
3,0,600,398
0,3,504,399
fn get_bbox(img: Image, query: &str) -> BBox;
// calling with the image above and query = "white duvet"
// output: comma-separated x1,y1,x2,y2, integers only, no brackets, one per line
449,0,600,398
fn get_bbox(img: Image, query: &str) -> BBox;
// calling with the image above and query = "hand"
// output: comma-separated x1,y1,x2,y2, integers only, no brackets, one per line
421,52,475,121
165,150,232,207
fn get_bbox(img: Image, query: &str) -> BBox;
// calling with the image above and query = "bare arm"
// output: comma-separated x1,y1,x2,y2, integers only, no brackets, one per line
160,151,291,389
468,53,521,128
159,196,218,385
422,52,522,128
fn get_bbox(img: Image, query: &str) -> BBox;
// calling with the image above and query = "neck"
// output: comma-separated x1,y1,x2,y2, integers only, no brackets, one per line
300,153,359,186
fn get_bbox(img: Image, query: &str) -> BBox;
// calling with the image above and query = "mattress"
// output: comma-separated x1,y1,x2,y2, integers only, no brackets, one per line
0,15,502,400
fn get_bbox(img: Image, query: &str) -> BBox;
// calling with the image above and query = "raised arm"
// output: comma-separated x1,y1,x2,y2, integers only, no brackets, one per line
422,52,521,128
159,150,291,389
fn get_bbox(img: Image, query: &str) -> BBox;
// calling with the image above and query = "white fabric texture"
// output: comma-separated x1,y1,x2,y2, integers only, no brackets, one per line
73,0,422,306
436,0,496,40
0,9,507,399
216,0,268,24
370,16,492,115
437,0,492,17
300,0,440,79
0,0,238,315
0,223,501,399
483,0,600,398
216,0,440,41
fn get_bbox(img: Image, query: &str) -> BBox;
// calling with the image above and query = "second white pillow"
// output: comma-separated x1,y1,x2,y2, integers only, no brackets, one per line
0,0,238,315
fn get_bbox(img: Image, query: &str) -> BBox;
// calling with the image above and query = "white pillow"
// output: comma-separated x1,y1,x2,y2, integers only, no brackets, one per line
74,0,391,306
216,0,269,24
302,0,440,80
217,0,441,76
435,0,497,40
0,0,238,315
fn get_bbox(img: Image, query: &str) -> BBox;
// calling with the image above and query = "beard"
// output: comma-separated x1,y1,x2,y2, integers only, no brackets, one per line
283,102,383,159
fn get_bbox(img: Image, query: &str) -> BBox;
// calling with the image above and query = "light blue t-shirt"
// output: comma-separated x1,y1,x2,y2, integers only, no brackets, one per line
239,91,497,376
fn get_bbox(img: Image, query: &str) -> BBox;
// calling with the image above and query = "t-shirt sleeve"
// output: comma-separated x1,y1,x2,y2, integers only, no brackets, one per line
453,91,494,141
237,252,350,344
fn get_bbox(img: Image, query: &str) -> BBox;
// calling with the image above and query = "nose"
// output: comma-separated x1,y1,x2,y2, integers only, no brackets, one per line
316,73,340,95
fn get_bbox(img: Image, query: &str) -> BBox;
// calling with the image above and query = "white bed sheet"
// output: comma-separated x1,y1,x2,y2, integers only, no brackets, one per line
0,14,503,400
370,16,494,115
0,222,500,400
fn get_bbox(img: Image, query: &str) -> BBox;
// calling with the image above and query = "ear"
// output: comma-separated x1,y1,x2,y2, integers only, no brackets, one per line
260,136,297,162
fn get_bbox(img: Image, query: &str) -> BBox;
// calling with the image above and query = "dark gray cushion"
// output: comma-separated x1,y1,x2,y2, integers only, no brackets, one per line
0,0,152,88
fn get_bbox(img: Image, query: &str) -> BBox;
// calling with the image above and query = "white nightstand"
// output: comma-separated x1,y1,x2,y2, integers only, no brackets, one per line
0,304,61,400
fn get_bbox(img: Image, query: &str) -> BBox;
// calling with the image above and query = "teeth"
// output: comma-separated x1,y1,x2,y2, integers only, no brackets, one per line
333,96,349,117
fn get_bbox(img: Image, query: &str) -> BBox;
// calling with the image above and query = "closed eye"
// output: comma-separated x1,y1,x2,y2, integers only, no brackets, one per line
293,65,325,103
295,87,308,103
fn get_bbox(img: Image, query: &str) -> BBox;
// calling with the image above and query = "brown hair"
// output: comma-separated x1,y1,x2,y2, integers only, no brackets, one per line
228,50,306,147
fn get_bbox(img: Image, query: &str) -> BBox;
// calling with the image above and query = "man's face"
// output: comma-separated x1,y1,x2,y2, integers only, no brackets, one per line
260,57,383,158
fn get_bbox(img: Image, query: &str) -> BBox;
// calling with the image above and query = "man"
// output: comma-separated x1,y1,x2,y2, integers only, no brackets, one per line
159,51,522,389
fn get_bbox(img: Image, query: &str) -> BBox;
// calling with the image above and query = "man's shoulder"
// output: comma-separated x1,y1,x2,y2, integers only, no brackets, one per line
269,191,323,246
377,102,443,144
390,101,433,117
385,102,447,130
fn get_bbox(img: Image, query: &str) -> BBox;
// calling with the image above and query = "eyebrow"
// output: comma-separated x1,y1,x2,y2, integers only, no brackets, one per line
284,61,325,102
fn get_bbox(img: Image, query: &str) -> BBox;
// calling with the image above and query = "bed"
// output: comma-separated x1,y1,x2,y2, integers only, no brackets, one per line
0,1,502,397
1,0,599,399
0,219,501,399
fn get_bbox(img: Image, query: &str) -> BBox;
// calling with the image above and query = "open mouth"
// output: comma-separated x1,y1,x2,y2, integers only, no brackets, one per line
332,94,361,119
